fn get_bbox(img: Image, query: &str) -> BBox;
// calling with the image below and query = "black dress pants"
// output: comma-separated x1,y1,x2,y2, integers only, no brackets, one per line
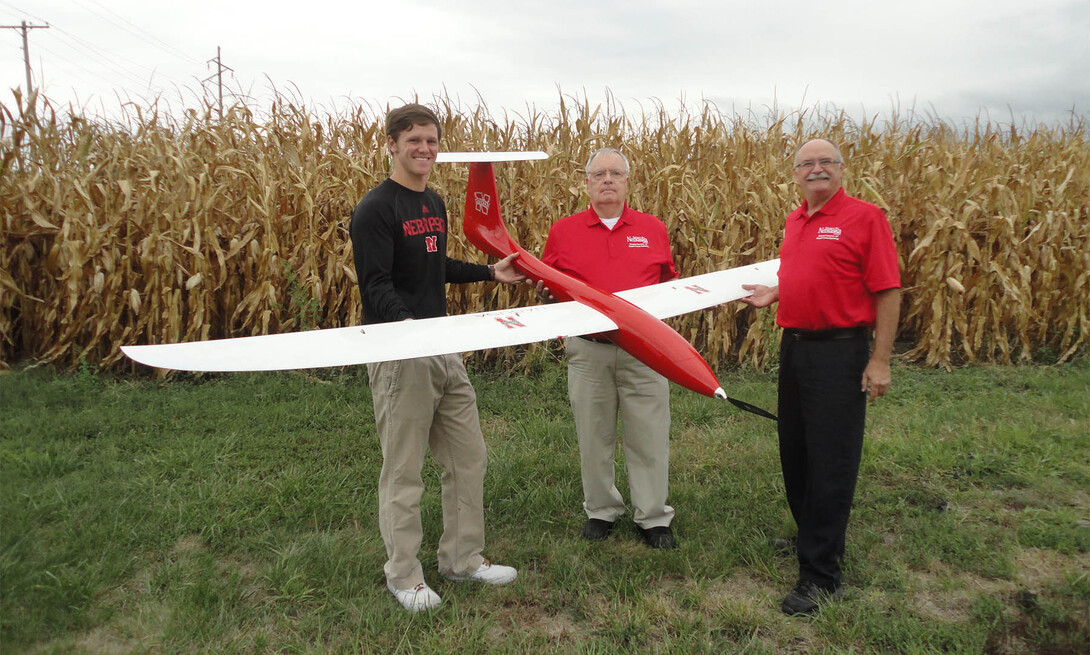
777,331,870,590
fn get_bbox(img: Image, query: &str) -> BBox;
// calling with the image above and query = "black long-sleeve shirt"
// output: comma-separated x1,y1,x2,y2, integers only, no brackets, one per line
350,178,490,325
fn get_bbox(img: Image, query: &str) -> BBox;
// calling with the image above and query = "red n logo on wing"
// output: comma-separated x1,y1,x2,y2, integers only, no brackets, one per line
495,316,526,329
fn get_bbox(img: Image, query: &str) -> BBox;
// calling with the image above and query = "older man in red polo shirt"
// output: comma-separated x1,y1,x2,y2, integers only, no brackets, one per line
741,138,901,615
542,147,680,549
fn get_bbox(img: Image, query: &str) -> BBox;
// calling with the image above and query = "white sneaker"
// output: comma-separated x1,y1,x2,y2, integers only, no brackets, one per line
443,559,518,585
387,582,442,612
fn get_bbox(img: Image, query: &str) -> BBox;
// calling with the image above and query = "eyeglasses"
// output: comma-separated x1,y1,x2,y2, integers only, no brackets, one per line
793,158,842,170
587,169,627,181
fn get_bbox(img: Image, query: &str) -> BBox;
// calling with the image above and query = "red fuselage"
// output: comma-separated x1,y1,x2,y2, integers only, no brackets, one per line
462,162,725,399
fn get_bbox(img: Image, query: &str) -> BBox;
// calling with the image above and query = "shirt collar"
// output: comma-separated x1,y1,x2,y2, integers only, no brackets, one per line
586,202,630,227
798,188,847,220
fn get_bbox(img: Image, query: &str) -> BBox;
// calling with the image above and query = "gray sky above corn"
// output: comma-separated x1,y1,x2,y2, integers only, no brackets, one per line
3,0,1087,125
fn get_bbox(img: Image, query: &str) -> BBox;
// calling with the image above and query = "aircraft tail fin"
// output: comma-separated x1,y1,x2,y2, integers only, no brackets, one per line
463,161,521,259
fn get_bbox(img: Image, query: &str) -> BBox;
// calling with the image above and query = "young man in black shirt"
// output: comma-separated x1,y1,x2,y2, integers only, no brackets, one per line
350,104,524,612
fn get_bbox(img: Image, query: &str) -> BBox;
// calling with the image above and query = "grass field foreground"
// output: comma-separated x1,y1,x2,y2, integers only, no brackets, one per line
1,359,1088,653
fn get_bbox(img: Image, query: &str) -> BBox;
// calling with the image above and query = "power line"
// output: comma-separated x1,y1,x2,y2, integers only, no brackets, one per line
45,25,162,87
35,39,149,94
0,1,48,25
84,0,199,65
73,0,201,67
1,20,48,92
1,2,204,111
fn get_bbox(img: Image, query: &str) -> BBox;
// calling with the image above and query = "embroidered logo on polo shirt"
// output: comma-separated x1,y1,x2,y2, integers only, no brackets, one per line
627,236,650,248
816,227,842,241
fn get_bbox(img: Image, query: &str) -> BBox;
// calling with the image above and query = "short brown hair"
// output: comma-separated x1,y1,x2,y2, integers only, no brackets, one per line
385,103,442,142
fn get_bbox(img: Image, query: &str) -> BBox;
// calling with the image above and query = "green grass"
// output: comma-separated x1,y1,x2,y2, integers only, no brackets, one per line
2,360,1088,653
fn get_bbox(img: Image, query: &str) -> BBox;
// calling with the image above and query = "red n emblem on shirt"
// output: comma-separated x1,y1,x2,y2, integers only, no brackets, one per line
424,236,438,252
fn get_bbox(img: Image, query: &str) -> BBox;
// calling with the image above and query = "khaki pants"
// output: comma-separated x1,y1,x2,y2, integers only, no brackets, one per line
367,354,487,589
565,337,674,528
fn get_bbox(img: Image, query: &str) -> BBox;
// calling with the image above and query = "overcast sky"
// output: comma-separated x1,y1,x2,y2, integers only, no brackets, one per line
2,0,1088,126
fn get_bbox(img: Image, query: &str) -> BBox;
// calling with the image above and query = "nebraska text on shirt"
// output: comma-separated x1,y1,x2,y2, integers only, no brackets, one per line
403,216,447,237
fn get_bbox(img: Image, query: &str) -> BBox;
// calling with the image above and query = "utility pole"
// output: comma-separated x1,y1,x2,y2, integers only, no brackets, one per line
203,46,233,120
2,20,50,93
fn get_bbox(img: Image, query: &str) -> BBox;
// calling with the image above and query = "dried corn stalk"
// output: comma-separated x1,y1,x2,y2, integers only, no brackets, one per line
2,91,1086,373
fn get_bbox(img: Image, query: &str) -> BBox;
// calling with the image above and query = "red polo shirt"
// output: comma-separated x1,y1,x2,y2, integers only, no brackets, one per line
777,188,901,330
542,204,678,292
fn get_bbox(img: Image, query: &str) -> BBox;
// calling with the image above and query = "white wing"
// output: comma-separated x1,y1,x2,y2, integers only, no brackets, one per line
122,301,615,372
121,258,779,372
617,259,780,319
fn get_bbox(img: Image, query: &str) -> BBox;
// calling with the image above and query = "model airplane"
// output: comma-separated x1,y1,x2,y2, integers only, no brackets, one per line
121,152,779,414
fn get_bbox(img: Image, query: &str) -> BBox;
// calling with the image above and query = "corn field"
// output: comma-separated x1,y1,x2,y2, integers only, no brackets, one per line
2,91,1088,374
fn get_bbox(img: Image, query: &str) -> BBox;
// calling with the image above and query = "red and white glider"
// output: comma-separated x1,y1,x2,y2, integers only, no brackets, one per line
121,152,779,407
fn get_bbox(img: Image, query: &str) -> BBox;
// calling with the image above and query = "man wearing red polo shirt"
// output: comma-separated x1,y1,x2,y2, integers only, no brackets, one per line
741,139,901,615
542,148,680,549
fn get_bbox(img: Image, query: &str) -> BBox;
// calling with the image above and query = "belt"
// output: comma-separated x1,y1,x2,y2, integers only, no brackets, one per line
784,327,869,341
577,335,614,345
